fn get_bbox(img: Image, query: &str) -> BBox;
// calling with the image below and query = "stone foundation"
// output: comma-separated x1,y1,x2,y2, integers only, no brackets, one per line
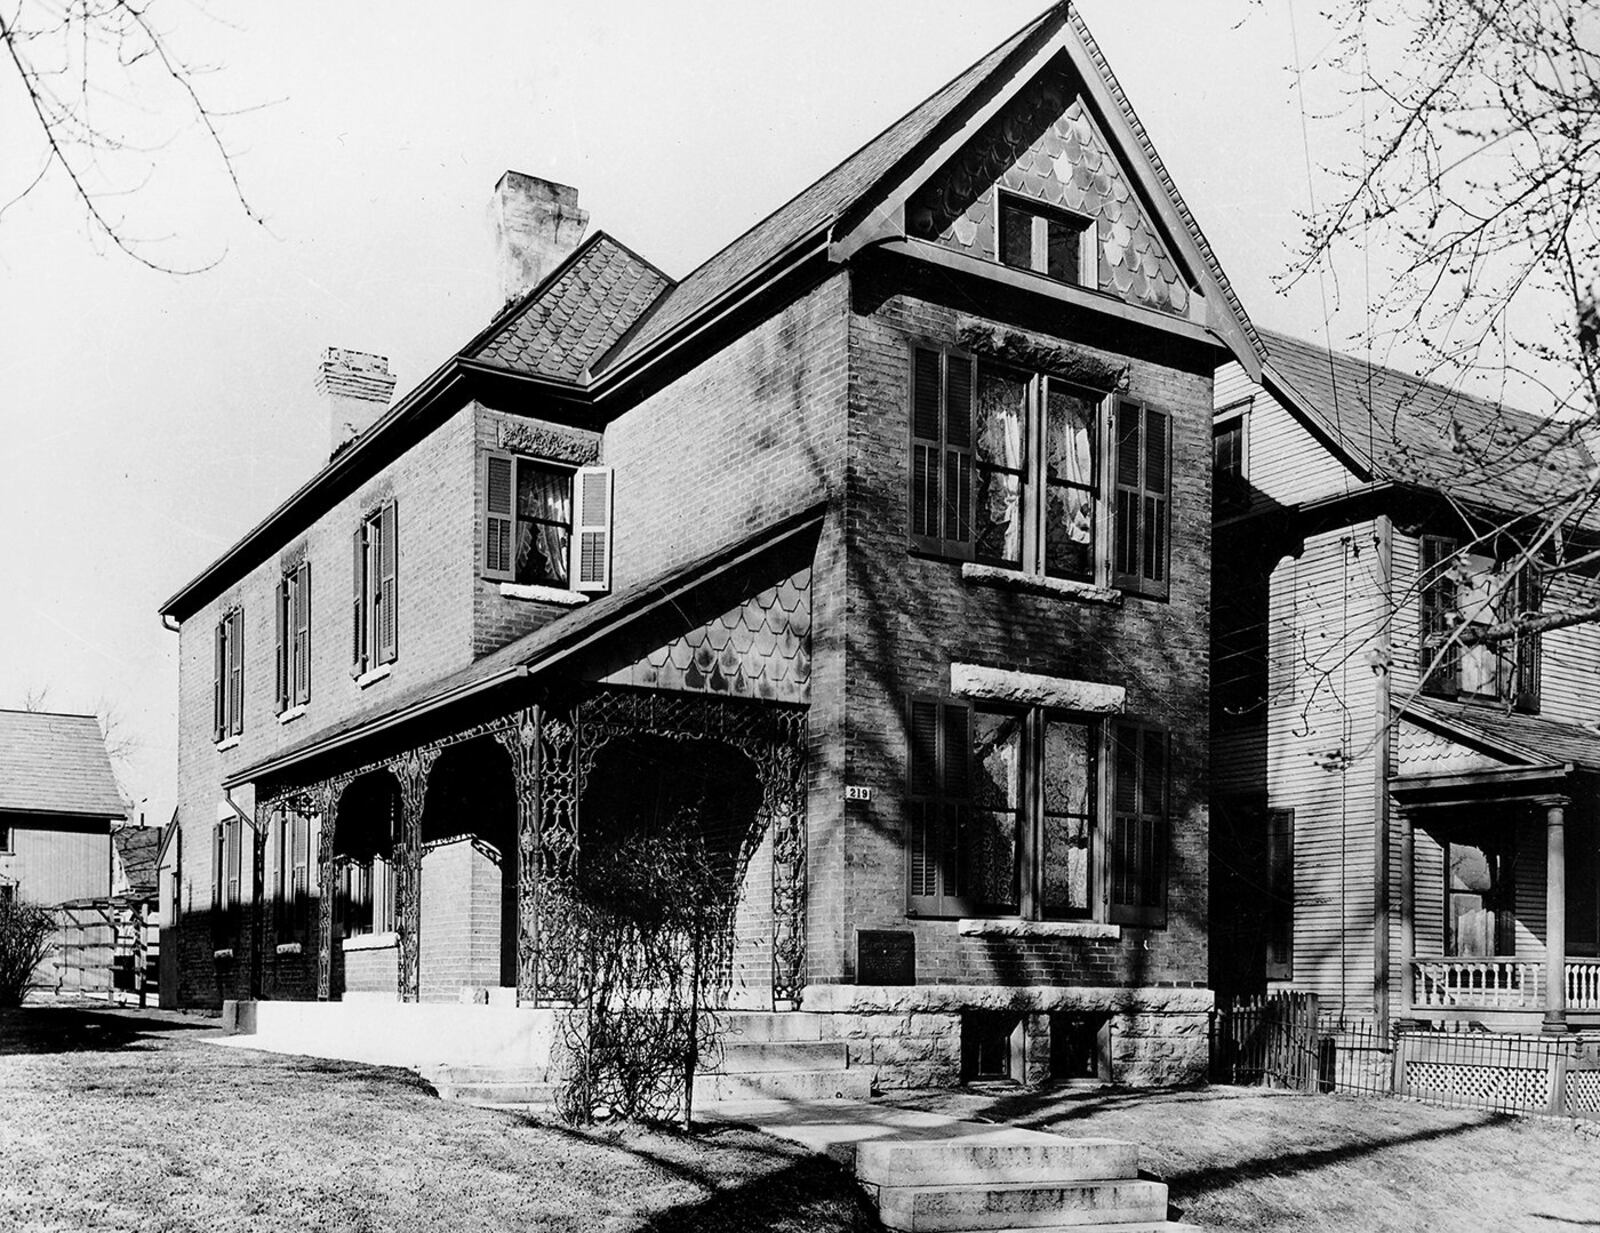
800,984,1212,1090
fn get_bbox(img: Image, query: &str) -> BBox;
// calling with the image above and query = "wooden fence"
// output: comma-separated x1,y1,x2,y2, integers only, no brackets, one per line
1209,991,1324,1090
43,901,157,1005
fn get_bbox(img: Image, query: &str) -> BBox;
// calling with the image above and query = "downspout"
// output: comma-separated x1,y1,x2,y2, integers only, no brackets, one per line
223,788,264,1001
1373,516,1393,1034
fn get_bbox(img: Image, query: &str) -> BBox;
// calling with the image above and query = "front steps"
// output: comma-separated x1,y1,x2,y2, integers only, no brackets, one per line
854,1130,1197,1232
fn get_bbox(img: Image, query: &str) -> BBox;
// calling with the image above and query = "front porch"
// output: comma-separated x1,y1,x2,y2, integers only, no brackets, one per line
1411,957,1600,1029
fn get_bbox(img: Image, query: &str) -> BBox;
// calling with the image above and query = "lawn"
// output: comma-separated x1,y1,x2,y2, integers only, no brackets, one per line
0,1006,876,1233
3,1006,1597,1233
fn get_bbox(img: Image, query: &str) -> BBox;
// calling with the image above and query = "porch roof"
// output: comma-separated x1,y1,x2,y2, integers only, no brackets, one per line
1402,698,1600,774
225,503,825,791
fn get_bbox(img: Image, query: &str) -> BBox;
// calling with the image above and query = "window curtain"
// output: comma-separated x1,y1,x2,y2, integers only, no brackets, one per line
516,465,573,586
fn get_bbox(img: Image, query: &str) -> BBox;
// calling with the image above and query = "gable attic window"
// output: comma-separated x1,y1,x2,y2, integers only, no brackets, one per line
484,453,613,594
212,607,245,742
1418,536,1541,711
351,501,398,679
911,346,1170,598
275,561,311,715
998,195,1094,288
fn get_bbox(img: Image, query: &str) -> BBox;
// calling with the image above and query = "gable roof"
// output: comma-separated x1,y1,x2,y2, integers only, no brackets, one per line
1262,328,1593,517
594,9,1058,376
1403,698,1600,774
0,711,124,819
467,233,673,382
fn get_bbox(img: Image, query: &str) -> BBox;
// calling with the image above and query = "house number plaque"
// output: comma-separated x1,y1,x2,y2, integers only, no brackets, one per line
856,929,915,986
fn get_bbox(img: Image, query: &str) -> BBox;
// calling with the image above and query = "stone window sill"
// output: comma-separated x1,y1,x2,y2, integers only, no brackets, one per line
355,664,392,690
961,563,1122,606
958,918,1121,940
212,947,235,961
499,582,588,606
214,736,241,752
275,941,302,956
342,930,398,953
277,705,307,726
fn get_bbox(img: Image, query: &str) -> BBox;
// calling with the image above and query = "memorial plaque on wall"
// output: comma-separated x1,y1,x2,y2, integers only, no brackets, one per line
856,929,915,985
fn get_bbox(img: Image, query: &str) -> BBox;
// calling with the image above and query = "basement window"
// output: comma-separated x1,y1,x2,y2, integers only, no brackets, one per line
1050,1013,1111,1082
960,1011,1022,1082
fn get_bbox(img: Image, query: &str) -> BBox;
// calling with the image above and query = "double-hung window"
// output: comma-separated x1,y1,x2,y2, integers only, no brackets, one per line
910,346,1170,597
483,453,614,593
906,696,1168,927
275,561,311,713
212,608,245,741
998,194,1095,288
351,502,398,676
265,808,316,944
1418,536,1540,711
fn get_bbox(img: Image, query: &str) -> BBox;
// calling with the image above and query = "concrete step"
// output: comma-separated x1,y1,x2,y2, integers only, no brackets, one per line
855,1134,1139,1188
424,1065,549,1086
436,1080,558,1105
708,1040,849,1074
694,1067,874,1104
872,1178,1169,1232
719,1011,828,1042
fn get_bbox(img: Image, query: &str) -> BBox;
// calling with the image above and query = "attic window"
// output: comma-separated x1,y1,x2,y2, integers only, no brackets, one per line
999,196,1093,288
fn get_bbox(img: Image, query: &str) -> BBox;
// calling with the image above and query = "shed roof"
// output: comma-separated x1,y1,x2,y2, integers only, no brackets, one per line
0,710,125,818
1262,329,1593,517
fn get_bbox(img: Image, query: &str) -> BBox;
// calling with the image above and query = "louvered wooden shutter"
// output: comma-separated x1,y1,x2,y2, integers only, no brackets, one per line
351,524,366,675
906,695,971,916
572,466,613,593
274,578,288,714
227,610,244,736
1418,536,1459,696
377,500,398,664
213,620,226,742
908,349,974,557
1107,723,1168,928
1265,807,1294,979
1111,401,1170,598
1513,566,1542,714
293,562,311,706
484,452,515,581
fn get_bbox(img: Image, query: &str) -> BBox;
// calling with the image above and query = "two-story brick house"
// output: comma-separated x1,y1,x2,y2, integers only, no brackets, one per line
160,4,1264,1087
1212,329,1600,1033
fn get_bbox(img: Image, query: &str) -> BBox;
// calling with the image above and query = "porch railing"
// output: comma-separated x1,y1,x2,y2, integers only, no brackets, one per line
1571,959,1600,1011
1413,957,1600,1011
1413,958,1541,1009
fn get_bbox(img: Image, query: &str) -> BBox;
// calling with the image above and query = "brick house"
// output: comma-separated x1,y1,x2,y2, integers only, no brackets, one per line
1211,329,1600,1033
160,5,1263,1087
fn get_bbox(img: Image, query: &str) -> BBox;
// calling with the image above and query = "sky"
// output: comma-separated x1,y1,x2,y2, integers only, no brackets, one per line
0,1,1363,828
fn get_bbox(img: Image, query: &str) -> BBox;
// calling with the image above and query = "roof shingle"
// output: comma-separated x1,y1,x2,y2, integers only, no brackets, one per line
1405,698,1600,774
0,711,124,818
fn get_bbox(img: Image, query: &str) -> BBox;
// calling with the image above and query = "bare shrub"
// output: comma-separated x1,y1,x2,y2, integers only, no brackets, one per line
0,898,56,1006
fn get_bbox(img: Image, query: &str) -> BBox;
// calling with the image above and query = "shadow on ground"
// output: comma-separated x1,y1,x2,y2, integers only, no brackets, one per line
0,1004,219,1055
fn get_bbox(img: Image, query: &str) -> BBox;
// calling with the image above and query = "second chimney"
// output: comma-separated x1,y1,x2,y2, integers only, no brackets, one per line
318,347,397,459
491,171,588,308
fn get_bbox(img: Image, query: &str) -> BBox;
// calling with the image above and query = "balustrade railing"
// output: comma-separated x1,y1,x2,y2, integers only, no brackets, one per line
1569,959,1600,1011
1413,958,1541,1009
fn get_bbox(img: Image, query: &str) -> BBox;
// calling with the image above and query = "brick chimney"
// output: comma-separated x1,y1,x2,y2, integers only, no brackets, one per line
318,347,397,458
491,171,588,308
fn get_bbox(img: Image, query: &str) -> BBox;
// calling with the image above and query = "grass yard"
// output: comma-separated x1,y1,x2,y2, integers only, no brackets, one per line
896,1084,1600,1232
0,1006,876,1233
3,1006,1598,1232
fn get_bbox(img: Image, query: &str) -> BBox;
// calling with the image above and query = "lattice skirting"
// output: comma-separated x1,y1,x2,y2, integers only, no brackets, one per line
1404,1061,1550,1110
1567,1070,1600,1117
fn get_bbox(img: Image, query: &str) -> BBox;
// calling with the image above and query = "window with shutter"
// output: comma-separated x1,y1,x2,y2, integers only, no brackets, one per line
226,609,245,736
1111,400,1170,598
906,695,973,916
1265,807,1294,980
1107,722,1168,928
909,348,975,557
1418,536,1460,696
274,579,289,714
484,453,580,588
213,621,226,742
1513,566,1542,714
484,452,515,580
377,500,398,664
293,562,311,706
351,524,367,675
572,465,614,593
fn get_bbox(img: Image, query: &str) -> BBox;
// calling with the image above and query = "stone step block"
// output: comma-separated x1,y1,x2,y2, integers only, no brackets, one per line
719,1011,828,1042
423,1065,549,1086
855,1134,1139,1188
693,1067,874,1104
872,1178,1169,1231
434,1079,558,1105
709,1040,849,1074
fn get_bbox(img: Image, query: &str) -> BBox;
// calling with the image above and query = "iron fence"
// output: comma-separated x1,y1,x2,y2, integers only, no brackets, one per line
1211,992,1600,1123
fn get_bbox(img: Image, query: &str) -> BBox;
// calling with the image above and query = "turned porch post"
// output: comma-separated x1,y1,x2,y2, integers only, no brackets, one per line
1541,795,1570,1034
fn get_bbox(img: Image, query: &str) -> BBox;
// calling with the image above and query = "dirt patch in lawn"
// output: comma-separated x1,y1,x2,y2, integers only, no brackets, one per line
0,1005,876,1233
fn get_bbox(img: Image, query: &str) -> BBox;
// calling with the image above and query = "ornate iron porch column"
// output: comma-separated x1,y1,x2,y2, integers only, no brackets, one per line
315,777,353,1001
392,747,439,1003
1541,794,1570,1034
492,708,542,1006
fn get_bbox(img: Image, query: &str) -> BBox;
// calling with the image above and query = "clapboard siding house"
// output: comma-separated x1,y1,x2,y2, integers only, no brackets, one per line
1212,329,1600,1032
160,5,1264,1087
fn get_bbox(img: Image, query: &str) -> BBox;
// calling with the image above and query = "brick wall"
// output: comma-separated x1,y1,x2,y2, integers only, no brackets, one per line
419,838,509,1001
832,256,1213,993
171,403,477,1008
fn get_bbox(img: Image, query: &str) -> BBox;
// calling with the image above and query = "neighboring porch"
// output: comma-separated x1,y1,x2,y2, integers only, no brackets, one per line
1394,758,1600,1032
